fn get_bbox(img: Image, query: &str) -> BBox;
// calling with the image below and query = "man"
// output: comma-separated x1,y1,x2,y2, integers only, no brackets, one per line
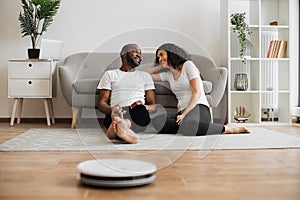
97,44,156,144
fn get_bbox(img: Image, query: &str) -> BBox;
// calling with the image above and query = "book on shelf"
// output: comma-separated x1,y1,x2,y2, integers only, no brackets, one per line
277,40,287,58
266,40,274,58
274,40,281,58
266,40,287,58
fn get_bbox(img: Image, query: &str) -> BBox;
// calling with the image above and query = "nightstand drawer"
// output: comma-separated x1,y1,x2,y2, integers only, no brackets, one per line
9,79,50,97
9,61,51,78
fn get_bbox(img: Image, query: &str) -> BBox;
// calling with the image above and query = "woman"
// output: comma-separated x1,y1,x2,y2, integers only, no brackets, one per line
147,43,249,136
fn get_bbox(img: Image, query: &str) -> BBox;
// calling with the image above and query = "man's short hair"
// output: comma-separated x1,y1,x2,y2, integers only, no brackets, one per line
120,43,139,57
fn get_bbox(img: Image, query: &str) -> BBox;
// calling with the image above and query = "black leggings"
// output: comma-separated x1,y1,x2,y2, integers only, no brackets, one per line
152,104,225,136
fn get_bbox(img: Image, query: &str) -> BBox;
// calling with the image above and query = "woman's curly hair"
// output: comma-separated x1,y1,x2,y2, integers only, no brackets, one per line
155,43,191,69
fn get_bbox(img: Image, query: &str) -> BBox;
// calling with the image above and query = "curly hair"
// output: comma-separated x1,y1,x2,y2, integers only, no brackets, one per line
155,43,191,69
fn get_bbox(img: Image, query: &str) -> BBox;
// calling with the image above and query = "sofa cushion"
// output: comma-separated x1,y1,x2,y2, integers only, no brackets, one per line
154,80,212,95
73,79,99,94
73,78,212,96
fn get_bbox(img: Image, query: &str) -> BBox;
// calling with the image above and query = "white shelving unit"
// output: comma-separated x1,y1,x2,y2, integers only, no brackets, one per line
227,0,291,124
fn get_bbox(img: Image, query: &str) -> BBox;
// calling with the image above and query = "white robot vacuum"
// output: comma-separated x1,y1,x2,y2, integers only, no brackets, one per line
77,158,157,187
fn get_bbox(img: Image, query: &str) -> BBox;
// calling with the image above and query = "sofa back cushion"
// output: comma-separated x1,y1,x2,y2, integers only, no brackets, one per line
75,53,120,81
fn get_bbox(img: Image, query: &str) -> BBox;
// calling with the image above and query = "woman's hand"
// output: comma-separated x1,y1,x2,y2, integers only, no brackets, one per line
176,114,185,125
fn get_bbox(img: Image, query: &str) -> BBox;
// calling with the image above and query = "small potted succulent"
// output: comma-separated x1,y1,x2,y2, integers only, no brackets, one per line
18,0,60,59
230,12,252,64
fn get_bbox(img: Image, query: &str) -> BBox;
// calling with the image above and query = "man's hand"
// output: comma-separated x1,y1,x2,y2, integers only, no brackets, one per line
111,105,124,119
130,100,143,109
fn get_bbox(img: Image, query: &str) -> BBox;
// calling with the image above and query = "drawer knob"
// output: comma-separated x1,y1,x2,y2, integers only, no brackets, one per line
28,81,32,84
28,63,32,67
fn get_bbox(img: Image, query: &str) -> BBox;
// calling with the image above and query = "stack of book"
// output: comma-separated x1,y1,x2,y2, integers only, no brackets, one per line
266,40,287,58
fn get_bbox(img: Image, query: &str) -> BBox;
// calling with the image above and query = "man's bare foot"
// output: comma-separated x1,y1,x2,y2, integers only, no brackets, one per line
224,123,250,134
111,105,123,119
113,116,139,144
106,105,131,141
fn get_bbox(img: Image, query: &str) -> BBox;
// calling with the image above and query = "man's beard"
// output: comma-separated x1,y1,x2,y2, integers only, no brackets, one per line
126,53,141,68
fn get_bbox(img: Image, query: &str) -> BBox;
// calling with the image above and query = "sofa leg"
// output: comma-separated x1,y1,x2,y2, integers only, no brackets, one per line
210,107,214,123
71,107,80,129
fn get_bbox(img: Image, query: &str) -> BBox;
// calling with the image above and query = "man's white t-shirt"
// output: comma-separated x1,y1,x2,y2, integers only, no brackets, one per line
97,69,155,107
159,60,209,112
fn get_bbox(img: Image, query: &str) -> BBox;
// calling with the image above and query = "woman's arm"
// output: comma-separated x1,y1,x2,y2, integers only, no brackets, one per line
145,65,164,74
145,65,164,81
176,77,201,125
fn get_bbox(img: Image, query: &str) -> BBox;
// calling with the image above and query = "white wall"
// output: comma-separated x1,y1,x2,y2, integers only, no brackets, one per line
290,0,299,108
0,0,297,119
0,0,224,118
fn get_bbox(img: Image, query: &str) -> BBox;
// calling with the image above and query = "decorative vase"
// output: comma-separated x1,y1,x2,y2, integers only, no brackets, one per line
27,49,40,59
234,73,248,91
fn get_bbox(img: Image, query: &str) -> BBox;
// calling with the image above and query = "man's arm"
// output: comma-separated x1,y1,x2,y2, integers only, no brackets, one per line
98,89,112,114
145,89,157,113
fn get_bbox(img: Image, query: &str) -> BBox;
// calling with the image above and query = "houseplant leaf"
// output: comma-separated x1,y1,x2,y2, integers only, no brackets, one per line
18,0,60,52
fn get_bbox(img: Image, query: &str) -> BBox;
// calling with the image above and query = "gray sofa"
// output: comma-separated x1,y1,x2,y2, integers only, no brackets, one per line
59,52,227,128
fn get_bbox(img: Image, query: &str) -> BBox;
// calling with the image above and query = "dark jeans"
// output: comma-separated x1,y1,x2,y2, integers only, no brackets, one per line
152,104,225,136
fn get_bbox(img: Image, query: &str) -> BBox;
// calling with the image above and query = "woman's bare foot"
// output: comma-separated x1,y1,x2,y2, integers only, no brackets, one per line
113,116,139,144
224,123,250,134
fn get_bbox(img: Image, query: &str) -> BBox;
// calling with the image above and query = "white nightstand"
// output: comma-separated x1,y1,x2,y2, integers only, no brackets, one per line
8,59,57,126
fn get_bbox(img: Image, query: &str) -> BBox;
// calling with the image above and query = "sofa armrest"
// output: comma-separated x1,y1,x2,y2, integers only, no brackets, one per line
59,65,76,106
209,67,227,107
59,53,90,106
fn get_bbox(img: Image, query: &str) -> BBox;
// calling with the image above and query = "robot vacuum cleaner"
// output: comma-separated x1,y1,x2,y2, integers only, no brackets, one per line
77,158,157,187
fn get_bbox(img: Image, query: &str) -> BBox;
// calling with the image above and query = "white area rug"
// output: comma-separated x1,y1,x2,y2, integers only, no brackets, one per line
0,127,300,151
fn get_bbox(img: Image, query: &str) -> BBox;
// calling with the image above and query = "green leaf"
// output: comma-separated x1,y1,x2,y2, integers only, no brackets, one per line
230,12,252,64
18,0,60,49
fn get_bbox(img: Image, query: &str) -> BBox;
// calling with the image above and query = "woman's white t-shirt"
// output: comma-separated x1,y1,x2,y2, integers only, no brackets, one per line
159,61,209,112
97,69,155,107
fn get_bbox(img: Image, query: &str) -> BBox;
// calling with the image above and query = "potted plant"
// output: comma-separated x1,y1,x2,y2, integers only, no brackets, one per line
230,12,252,64
18,0,60,59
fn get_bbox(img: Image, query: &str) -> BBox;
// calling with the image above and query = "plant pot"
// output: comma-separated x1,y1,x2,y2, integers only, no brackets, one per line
28,49,40,59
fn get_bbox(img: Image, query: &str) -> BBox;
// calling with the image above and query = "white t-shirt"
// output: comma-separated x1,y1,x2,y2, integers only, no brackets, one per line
97,69,155,107
159,60,209,112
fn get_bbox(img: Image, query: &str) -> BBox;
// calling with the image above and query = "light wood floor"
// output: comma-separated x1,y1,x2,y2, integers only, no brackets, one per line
0,122,300,200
